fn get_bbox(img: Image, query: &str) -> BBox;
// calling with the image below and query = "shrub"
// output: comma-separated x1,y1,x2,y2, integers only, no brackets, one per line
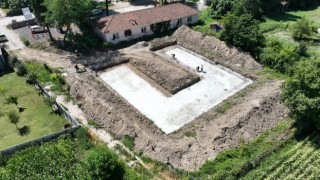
122,135,135,150
20,37,30,46
103,42,113,48
7,55,19,68
26,71,38,85
50,73,58,80
16,62,28,76
259,39,300,73
81,146,125,179
291,17,316,40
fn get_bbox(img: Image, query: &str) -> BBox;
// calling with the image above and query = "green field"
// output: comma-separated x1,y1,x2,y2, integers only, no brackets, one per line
0,73,67,150
244,133,320,179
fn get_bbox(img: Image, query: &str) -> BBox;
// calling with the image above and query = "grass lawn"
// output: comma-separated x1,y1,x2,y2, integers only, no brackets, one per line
0,73,67,150
260,6,320,33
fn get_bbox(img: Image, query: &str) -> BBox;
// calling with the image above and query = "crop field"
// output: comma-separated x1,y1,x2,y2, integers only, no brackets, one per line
244,133,320,179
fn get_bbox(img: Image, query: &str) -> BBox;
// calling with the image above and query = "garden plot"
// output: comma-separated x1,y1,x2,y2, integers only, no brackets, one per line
100,46,252,133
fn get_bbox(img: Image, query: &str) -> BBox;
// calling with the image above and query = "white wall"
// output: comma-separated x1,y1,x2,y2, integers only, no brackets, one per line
99,14,198,43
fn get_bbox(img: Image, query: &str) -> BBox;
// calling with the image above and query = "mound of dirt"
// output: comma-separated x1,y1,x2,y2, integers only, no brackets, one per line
129,51,200,94
151,26,262,73
149,36,177,51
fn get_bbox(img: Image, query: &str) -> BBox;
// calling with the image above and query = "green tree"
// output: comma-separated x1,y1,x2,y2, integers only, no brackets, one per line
282,58,320,133
7,110,20,129
233,0,263,19
291,17,316,40
43,0,93,42
222,13,264,54
81,146,125,179
7,0,30,10
30,0,54,41
210,0,236,18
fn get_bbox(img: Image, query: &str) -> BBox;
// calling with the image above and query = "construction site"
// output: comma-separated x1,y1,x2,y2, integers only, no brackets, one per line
16,26,288,170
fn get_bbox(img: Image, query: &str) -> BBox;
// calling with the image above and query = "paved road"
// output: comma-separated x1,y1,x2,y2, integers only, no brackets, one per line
0,9,29,50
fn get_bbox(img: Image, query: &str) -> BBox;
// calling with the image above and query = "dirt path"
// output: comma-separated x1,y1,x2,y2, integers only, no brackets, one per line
16,48,74,68
55,95,150,170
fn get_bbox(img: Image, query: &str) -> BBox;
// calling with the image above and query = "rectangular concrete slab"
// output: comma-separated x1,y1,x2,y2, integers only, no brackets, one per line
100,46,253,133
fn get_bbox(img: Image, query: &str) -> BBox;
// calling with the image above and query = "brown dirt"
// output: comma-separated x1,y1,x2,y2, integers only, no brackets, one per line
66,70,287,170
15,47,74,68
128,51,200,94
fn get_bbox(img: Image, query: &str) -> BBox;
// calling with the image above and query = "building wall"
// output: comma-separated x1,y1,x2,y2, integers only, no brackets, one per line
99,14,199,44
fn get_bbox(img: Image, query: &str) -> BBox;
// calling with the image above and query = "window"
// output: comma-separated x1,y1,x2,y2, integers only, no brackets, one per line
141,27,147,33
124,29,132,37
188,16,192,23
177,19,182,26
113,33,119,40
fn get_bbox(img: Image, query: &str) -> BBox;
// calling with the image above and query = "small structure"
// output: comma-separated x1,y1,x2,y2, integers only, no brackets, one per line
210,23,223,32
94,3,199,43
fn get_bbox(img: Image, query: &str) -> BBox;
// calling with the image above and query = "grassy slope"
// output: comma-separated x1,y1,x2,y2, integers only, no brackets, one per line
0,73,67,150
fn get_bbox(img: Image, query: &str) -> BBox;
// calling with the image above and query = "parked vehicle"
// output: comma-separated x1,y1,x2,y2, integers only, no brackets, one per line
0,33,8,42
91,9,103,16
30,25,45,33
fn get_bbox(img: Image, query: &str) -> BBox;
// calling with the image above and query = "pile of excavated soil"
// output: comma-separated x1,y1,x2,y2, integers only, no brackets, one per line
128,51,200,94
150,26,262,74
66,71,287,170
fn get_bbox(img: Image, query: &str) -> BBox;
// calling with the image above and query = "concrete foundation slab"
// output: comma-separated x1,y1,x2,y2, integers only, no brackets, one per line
100,46,253,133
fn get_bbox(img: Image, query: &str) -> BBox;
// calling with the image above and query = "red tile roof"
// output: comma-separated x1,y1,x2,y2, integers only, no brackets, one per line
96,3,199,33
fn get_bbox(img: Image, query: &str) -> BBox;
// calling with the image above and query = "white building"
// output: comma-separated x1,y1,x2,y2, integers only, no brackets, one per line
94,3,199,43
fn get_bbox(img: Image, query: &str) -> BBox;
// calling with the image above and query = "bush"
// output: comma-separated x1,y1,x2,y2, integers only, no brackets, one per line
103,42,113,48
16,62,28,76
26,71,38,85
80,146,125,179
259,39,300,73
122,135,135,150
291,17,316,40
20,37,30,46
7,55,19,68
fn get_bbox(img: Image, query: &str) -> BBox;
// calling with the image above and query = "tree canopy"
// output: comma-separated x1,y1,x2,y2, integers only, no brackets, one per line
43,0,93,42
282,58,320,133
222,13,264,53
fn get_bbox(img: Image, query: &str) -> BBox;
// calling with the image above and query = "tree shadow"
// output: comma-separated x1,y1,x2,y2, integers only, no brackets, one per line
19,125,31,136
18,106,26,113
261,12,301,23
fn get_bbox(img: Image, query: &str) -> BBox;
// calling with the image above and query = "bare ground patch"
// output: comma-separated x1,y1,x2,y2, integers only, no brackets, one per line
128,51,200,94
